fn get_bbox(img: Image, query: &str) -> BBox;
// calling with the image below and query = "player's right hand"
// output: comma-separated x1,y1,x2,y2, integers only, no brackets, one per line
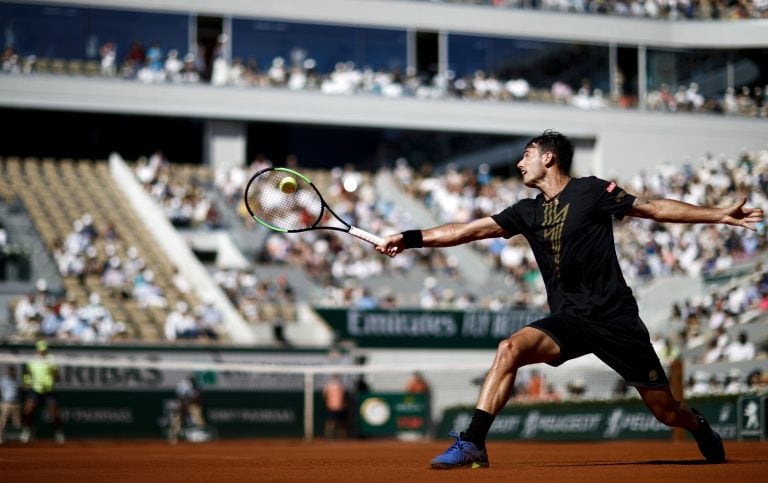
376,234,405,258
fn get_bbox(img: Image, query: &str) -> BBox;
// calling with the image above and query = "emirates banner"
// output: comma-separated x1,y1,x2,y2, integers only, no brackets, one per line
315,308,545,348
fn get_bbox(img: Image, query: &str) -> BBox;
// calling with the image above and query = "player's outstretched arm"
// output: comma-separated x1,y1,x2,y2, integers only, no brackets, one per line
376,216,506,258
627,195,764,230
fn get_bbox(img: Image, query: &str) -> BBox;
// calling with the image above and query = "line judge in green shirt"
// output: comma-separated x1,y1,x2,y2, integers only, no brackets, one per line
20,340,65,444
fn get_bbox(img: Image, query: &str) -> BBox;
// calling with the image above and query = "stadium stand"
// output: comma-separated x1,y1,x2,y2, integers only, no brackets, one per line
3,44,765,118
409,0,768,20
0,157,222,342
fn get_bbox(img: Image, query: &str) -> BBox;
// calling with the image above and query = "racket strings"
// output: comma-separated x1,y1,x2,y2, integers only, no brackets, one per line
245,171,322,231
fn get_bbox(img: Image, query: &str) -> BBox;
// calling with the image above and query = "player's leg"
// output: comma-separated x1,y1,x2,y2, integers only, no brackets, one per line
590,313,725,463
11,402,21,430
189,403,204,427
0,402,8,443
45,395,65,444
168,406,181,444
20,395,37,443
637,386,725,463
636,385,697,429
430,325,561,469
475,326,561,415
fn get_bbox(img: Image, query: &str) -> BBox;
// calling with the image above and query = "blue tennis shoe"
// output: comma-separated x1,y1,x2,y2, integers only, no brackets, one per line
430,431,489,469
690,408,725,463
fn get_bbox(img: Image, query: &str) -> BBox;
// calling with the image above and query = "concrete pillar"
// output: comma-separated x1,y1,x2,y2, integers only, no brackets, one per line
203,120,246,170
438,30,448,78
638,45,647,111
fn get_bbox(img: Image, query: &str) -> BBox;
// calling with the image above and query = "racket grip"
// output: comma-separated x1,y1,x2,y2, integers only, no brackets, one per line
349,226,385,246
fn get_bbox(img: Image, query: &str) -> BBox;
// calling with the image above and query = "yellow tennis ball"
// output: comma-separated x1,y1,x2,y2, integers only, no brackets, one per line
279,176,297,194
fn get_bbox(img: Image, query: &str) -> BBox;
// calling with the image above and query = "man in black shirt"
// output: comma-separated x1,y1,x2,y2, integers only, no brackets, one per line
376,130,763,468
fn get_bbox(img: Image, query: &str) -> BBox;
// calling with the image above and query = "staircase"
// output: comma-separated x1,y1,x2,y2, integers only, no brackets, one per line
0,192,61,336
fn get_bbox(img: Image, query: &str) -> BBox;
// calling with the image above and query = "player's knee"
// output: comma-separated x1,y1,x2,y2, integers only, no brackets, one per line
496,339,522,368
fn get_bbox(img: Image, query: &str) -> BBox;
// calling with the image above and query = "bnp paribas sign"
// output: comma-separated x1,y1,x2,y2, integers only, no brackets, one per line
314,308,545,348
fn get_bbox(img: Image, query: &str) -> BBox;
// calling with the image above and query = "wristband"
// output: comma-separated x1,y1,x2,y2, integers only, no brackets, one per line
401,230,423,249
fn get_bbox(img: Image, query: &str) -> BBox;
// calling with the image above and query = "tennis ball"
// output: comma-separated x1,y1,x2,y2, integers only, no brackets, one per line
279,176,297,194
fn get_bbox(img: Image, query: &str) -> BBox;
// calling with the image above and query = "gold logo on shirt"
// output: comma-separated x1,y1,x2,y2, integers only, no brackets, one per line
649,370,658,382
543,202,569,279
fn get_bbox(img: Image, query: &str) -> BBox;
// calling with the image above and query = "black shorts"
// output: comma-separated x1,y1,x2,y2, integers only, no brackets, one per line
31,391,58,406
529,312,669,388
326,409,348,422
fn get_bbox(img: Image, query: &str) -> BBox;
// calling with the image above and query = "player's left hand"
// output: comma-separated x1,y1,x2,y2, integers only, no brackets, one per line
721,196,764,231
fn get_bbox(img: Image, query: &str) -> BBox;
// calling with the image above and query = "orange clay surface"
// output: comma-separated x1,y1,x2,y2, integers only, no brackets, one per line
1,439,767,483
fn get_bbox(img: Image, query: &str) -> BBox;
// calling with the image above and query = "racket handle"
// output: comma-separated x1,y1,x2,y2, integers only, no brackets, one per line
349,226,385,246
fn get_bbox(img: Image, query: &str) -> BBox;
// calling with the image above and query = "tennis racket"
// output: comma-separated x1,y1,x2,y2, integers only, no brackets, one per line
244,167,385,246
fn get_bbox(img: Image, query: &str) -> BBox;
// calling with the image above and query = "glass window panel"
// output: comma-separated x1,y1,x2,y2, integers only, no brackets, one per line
647,48,765,97
232,19,405,73
0,2,188,60
87,9,189,61
359,28,407,72
449,34,610,92
1,3,85,58
733,49,768,92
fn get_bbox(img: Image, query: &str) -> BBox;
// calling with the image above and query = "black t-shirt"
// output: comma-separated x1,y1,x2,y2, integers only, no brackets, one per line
491,176,638,319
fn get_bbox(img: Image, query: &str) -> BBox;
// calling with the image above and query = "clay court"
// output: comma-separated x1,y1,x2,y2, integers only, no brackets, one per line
1,439,767,483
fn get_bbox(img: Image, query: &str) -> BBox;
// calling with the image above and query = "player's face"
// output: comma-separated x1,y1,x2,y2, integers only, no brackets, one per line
517,145,547,187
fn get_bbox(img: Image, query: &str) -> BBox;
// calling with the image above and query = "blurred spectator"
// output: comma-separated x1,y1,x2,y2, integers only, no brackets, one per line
181,53,201,83
164,49,183,83
164,302,197,341
271,317,289,347
724,368,748,394
0,366,22,444
14,293,40,339
146,42,164,72
323,374,348,439
707,297,732,331
405,371,431,395
101,257,130,298
169,375,205,444
654,336,681,366
525,369,543,401
612,378,630,398
565,378,586,400
746,369,768,391
196,298,223,340
404,371,432,435
99,42,116,77
122,40,145,78
701,337,723,363
688,370,712,396
723,331,756,362
543,384,562,402
133,269,168,309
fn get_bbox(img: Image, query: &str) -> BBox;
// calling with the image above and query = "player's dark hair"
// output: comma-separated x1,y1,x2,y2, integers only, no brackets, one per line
526,130,574,174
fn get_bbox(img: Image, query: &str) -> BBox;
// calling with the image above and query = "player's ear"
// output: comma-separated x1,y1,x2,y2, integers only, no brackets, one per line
543,151,556,168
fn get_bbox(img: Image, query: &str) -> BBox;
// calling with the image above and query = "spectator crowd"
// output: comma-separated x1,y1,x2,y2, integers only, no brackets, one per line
10,207,223,344
2,37,766,119
205,144,768,316
428,0,768,20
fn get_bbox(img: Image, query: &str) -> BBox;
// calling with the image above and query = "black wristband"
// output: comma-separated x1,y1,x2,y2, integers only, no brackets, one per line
401,230,423,249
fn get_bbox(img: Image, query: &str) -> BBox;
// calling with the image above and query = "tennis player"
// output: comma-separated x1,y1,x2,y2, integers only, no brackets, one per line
377,130,763,468
20,340,65,444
